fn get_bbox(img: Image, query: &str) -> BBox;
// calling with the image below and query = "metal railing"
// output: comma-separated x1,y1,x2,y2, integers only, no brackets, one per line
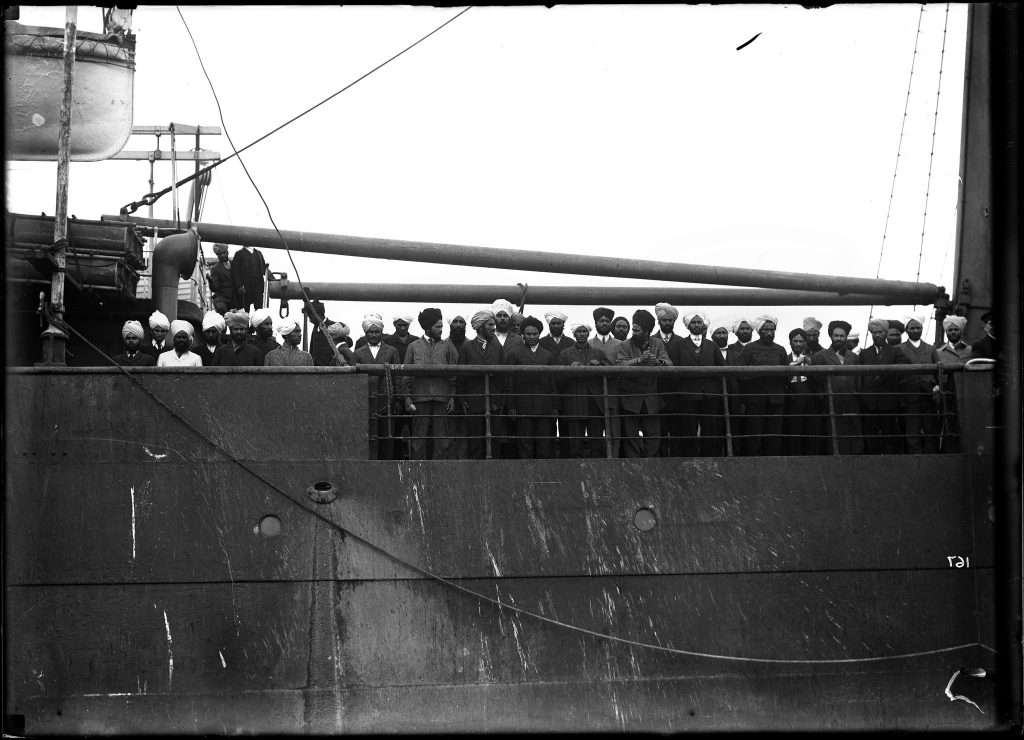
358,363,964,460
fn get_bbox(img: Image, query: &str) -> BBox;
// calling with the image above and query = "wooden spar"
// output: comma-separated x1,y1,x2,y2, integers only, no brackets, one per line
40,6,78,366
105,215,946,303
269,281,910,307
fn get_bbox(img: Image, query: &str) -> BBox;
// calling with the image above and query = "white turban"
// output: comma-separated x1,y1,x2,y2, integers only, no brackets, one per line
905,314,926,329
121,320,144,340
654,303,679,321
148,310,170,330
731,317,752,334
393,312,414,325
802,316,822,332
250,307,273,328
867,317,889,332
471,310,495,330
752,314,779,333
202,311,225,332
943,315,967,332
448,314,465,325
544,310,568,324
361,313,385,332
682,310,709,328
327,322,349,340
848,330,861,340
276,319,299,337
491,299,514,317
169,319,194,340
710,319,729,333
569,319,592,335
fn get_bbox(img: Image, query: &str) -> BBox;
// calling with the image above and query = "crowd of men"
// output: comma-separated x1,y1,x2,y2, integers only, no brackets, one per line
114,298,998,460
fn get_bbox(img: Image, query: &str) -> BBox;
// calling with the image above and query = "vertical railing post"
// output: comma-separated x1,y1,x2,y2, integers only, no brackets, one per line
602,374,613,459
484,373,493,460
936,366,950,451
721,375,734,457
825,374,841,455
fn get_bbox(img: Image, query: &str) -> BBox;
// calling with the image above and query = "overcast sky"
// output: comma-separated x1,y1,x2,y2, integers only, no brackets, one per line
6,4,969,343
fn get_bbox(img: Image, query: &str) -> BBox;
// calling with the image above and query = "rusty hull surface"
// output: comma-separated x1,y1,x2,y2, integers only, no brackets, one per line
4,370,998,733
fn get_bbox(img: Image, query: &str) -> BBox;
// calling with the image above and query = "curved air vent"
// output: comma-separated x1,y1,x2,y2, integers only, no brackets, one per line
152,231,199,322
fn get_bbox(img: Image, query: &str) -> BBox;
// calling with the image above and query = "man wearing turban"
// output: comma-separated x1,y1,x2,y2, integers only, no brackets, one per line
897,315,942,453
400,308,460,460
445,315,468,353
504,316,559,459
557,319,608,459
539,310,573,363
886,319,906,347
614,309,671,458
589,307,617,351
491,299,524,353
113,320,156,366
207,243,233,315
936,315,972,452
195,310,227,366
589,307,624,457
783,327,821,456
264,319,314,367
802,317,824,354
142,310,171,360
846,330,862,355
247,307,279,361
652,304,686,457
212,310,264,366
668,308,724,457
809,319,863,454
322,323,356,366
351,313,400,459
457,308,505,459
710,322,730,363
157,320,203,367
379,313,419,366
230,244,267,311
724,316,755,455
611,316,631,342
857,317,908,453
736,314,788,456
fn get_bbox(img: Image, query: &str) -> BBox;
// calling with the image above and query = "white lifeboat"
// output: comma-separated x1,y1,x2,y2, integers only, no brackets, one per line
4,21,135,161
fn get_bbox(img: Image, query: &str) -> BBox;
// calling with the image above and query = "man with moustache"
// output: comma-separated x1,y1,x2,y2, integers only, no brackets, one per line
403,308,459,460
382,313,419,361
970,312,997,360
558,319,608,458
711,323,730,364
857,318,907,454
325,322,356,366
886,319,905,347
611,316,631,342
212,310,265,367
846,330,862,356
783,328,819,455
142,310,172,361
458,310,505,459
113,320,156,366
492,299,525,352
264,319,314,367
726,317,755,455
810,319,863,454
936,315,972,452
669,309,725,456
354,313,401,459
736,314,788,456
195,310,226,366
445,315,468,354
492,299,526,458
157,320,203,367
653,303,686,457
248,307,280,362
539,309,574,456
589,306,624,456
897,315,941,454
207,243,234,315
504,316,559,459
615,309,671,458
803,317,824,354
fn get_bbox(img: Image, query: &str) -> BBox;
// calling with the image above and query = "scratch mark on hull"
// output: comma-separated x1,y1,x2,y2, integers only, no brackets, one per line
163,610,174,689
130,486,136,560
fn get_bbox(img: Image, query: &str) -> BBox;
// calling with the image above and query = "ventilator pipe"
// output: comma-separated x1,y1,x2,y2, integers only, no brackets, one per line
270,281,903,307
151,230,198,322
104,215,945,303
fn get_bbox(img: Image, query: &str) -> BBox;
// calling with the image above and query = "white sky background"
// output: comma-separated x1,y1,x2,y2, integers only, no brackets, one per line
6,4,969,344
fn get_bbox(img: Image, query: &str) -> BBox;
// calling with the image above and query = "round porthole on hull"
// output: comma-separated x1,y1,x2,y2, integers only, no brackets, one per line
633,507,657,532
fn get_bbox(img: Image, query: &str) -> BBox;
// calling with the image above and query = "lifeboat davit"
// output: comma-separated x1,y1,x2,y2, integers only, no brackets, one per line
4,21,135,161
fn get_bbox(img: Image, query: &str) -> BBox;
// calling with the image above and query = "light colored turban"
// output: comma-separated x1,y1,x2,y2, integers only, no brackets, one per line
393,312,414,325
327,322,349,340
491,299,514,317
121,320,144,340
802,317,823,332
212,243,229,256
169,319,194,340
471,310,495,330
224,310,250,329
448,314,466,325
544,310,568,324
752,314,779,333
867,318,889,332
682,310,709,328
731,317,752,334
250,307,273,328
569,319,592,335
905,314,926,329
943,315,967,332
848,330,861,340
276,319,299,337
202,311,225,332
148,310,170,330
362,313,385,332
654,303,679,321
711,321,729,333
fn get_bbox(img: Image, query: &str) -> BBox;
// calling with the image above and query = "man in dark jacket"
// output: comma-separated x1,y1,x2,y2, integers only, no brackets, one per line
212,310,264,366
653,303,687,457
615,309,671,458
858,318,908,454
353,314,400,459
504,316,559,459
445,315,468,354
726,317,754,455
668,309,725,457
141,310,172,361
458,310,504,459
783,328,821,455
207,243,233,314
194,310,226,366
558,320,608,458
738,314,789,456
230,246,267,311
113,320,156,366
970,311,997,360
403,308,459,460
247,308,280,361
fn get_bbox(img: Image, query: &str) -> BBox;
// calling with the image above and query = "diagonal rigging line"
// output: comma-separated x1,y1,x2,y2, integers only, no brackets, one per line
60,321,990,666
120,6,472,216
